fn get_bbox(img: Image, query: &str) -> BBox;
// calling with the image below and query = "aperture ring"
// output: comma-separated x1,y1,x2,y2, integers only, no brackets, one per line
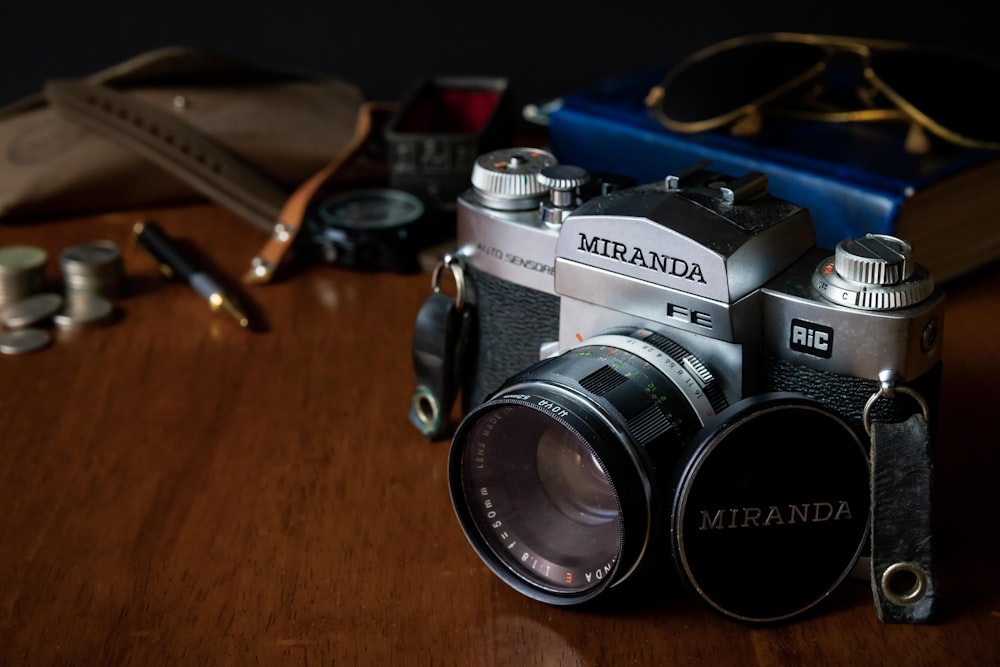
572,331,727,425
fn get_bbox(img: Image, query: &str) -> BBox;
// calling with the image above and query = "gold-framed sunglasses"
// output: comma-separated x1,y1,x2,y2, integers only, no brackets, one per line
646,32,1000,153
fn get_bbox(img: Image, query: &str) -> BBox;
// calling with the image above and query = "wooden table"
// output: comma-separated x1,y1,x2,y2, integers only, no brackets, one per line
1,203,997,666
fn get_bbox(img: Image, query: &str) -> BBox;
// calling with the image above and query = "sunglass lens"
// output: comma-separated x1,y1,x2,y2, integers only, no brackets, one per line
658,42,828,127
871,49,1000,146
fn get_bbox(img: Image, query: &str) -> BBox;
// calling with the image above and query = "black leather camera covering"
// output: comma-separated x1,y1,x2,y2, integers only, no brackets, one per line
764,356,942,442
463,266,559,409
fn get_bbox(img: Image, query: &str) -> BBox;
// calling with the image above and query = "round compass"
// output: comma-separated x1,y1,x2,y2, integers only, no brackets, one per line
306,188,428,273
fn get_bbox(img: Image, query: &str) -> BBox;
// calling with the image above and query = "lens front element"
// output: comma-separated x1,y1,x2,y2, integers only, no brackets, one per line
536,425,620,528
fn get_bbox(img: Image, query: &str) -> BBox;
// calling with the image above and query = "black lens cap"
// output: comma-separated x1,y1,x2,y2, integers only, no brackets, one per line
668,393,870,623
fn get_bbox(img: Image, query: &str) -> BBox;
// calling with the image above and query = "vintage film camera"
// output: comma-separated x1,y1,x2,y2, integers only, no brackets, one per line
411,148,943,623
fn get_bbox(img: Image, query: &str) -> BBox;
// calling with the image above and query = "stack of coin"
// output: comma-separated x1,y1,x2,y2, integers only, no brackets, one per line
59,241,125,300
0,245,47,308
0,245,56,355
0,240,125,355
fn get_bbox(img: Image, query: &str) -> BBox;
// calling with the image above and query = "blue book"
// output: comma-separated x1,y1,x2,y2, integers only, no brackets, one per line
545,67,1000,284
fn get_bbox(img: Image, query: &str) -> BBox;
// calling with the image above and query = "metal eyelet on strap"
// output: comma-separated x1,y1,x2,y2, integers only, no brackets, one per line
431,253,466,312
863,378,931,437
880,561,930,606
409,251,475,440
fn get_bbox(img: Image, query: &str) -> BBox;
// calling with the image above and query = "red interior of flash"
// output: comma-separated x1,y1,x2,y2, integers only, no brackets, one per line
395,86,502,134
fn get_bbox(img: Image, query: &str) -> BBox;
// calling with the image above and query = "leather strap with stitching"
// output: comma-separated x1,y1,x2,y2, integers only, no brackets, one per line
45,80,289,233
45,80,389,284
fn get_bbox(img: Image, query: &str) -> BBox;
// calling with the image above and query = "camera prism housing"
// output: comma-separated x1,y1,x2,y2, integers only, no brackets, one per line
446,148,944,622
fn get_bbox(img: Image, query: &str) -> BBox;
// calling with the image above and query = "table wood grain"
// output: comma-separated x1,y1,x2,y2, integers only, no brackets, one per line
1,204,997,666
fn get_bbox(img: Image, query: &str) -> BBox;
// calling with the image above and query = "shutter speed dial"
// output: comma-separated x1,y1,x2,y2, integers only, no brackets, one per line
470,147,558,210
812,234,935,310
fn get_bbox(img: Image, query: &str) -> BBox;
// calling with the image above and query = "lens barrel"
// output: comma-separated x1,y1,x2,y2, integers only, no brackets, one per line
448,329,724,604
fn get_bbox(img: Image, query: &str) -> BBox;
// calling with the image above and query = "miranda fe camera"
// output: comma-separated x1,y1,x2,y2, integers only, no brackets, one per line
440,147,944,623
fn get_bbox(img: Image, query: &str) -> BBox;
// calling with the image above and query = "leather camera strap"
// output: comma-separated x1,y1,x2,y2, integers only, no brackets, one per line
243,100,386,284
2,46,268,120
45,80,387,284
45,80,288,232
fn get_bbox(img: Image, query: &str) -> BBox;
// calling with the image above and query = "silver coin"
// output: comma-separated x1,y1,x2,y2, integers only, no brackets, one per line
0,245,47,306
60,241,125,299
0,327,52,355
53,293,115,329
0,292,63,329
60,241,121,266
0,245,47,273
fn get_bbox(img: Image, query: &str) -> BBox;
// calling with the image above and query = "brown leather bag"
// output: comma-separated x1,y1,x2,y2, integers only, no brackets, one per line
0,46,372,228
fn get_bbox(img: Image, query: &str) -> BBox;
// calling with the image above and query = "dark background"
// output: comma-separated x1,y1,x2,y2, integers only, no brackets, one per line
2,1,995,132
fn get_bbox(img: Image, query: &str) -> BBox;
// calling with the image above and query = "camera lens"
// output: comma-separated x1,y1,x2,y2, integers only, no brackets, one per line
448,329,728,604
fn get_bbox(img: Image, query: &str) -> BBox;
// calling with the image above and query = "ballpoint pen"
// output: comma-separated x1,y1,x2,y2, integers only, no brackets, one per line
132,220,250,328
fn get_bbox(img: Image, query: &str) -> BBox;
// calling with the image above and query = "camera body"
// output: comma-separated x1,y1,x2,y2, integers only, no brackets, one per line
443,147,943,622
457,148,942,435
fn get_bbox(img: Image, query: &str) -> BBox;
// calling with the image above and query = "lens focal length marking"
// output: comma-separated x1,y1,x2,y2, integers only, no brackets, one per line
473,481,617,592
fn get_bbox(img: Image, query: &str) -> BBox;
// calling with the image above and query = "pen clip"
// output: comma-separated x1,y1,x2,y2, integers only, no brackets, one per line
132,221,175,279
